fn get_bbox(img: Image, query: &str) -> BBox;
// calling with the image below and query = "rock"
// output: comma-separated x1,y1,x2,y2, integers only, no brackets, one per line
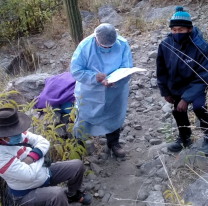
99,153,108,160
144,5,175,22
87,173,97,180
148,51,158,59
102,145,110,153
44,40,56,49
86,140,95,155
145,71,153,78
154,185,162,191
137,190,148,201
154,177,163,183
60,56,70,70
131,44,141,51
135,94,144,101
94,184,101,191
146,191,165,206
83,182,95,191
99,138,107,145
136,147,142,152
150,78,157,87
102,193,111,202
140,57,149,63
119,139,126,144
94,193,99,197
131,84,139,90
156,167,168,180
80,10,96,25
148,142,168,159
11,73,52,100
126,135,134,142
98,5,122,26
184,174,208,206
98,189,105,198
145,97,153,103
150,36,158,44
134,125,142,130
173,138,208,170
149,139,162,145
87,156,99,164
90,163,103,175
162,103,172,113
140,159,162,175
55,126,67,138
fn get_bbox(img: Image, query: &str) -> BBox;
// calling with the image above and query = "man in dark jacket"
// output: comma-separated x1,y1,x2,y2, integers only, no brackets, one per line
157,6,208,153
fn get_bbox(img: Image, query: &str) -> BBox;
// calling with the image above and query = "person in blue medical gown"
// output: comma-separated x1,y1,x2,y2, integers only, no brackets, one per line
70,23,133,157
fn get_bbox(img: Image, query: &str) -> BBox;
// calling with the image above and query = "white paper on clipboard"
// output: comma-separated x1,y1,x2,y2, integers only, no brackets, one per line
107,67,147,83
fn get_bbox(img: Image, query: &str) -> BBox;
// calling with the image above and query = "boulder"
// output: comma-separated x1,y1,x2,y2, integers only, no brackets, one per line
184,174,208,206
10,73,52,100
146,191,165,206
98,5,122,26
162,103,172,113
144,5,175,22
90,163,103,175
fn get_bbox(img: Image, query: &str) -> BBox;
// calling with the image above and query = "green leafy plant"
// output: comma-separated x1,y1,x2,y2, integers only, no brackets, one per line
0,91,87,161
160,123,174,143
0,0,62,41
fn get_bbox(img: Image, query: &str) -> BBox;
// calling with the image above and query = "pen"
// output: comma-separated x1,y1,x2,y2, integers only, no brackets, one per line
92,66,101,73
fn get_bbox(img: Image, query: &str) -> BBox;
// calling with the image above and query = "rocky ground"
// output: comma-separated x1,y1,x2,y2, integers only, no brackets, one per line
1,0,208,205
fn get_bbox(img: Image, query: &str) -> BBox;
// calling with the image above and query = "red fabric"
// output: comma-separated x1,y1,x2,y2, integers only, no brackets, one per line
0,157,15,174
22,137,28,143
17,147,26,159
28,152,39,161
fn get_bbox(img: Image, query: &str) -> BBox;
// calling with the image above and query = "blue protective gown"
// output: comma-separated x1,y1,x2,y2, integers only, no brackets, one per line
70,34,133,137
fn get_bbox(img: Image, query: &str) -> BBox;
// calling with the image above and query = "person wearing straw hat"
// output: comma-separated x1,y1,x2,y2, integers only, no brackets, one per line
157,6,208,153
70,23,133,158
0,108,92,205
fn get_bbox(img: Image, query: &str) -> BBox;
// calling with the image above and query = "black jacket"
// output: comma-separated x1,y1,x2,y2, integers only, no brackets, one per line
156,27,208,103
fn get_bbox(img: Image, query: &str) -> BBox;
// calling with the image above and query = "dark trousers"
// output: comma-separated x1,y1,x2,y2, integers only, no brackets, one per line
172,93,208,134
16,160,84,206
106,128,120,147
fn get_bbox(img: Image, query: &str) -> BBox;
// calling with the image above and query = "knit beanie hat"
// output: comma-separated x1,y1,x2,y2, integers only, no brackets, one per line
169,6,193,28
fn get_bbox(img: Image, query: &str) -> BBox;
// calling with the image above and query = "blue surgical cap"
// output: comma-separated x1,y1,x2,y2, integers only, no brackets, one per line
94,23,117,47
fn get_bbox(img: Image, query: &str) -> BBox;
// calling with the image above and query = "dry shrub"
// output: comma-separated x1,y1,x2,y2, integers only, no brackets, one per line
78,0,136,12
43,9,69,40
124,15,168,33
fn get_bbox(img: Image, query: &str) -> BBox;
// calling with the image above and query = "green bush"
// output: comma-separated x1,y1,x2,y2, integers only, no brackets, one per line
0,0,61,41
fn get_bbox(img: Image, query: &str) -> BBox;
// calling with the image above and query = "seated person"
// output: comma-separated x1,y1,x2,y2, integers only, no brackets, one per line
35,72,76,114
0,108,92,206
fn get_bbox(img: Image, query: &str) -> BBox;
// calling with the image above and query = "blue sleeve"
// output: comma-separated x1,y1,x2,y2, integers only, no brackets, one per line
119,42,133,68
70,45,100,85
115,42,133,87
181,55,208,103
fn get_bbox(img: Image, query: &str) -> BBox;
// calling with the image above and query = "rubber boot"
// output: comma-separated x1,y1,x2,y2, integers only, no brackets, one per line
168,127,192,152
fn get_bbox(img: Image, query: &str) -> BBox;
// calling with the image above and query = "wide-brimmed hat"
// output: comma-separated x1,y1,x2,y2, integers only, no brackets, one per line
0,108,31,138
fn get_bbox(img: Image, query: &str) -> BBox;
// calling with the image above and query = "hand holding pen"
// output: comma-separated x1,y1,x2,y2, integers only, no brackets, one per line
92,66,114,87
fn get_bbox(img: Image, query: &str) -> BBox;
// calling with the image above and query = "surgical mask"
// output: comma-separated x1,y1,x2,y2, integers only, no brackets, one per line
8,134,22,145
98,45,112,53
172,32,190,44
